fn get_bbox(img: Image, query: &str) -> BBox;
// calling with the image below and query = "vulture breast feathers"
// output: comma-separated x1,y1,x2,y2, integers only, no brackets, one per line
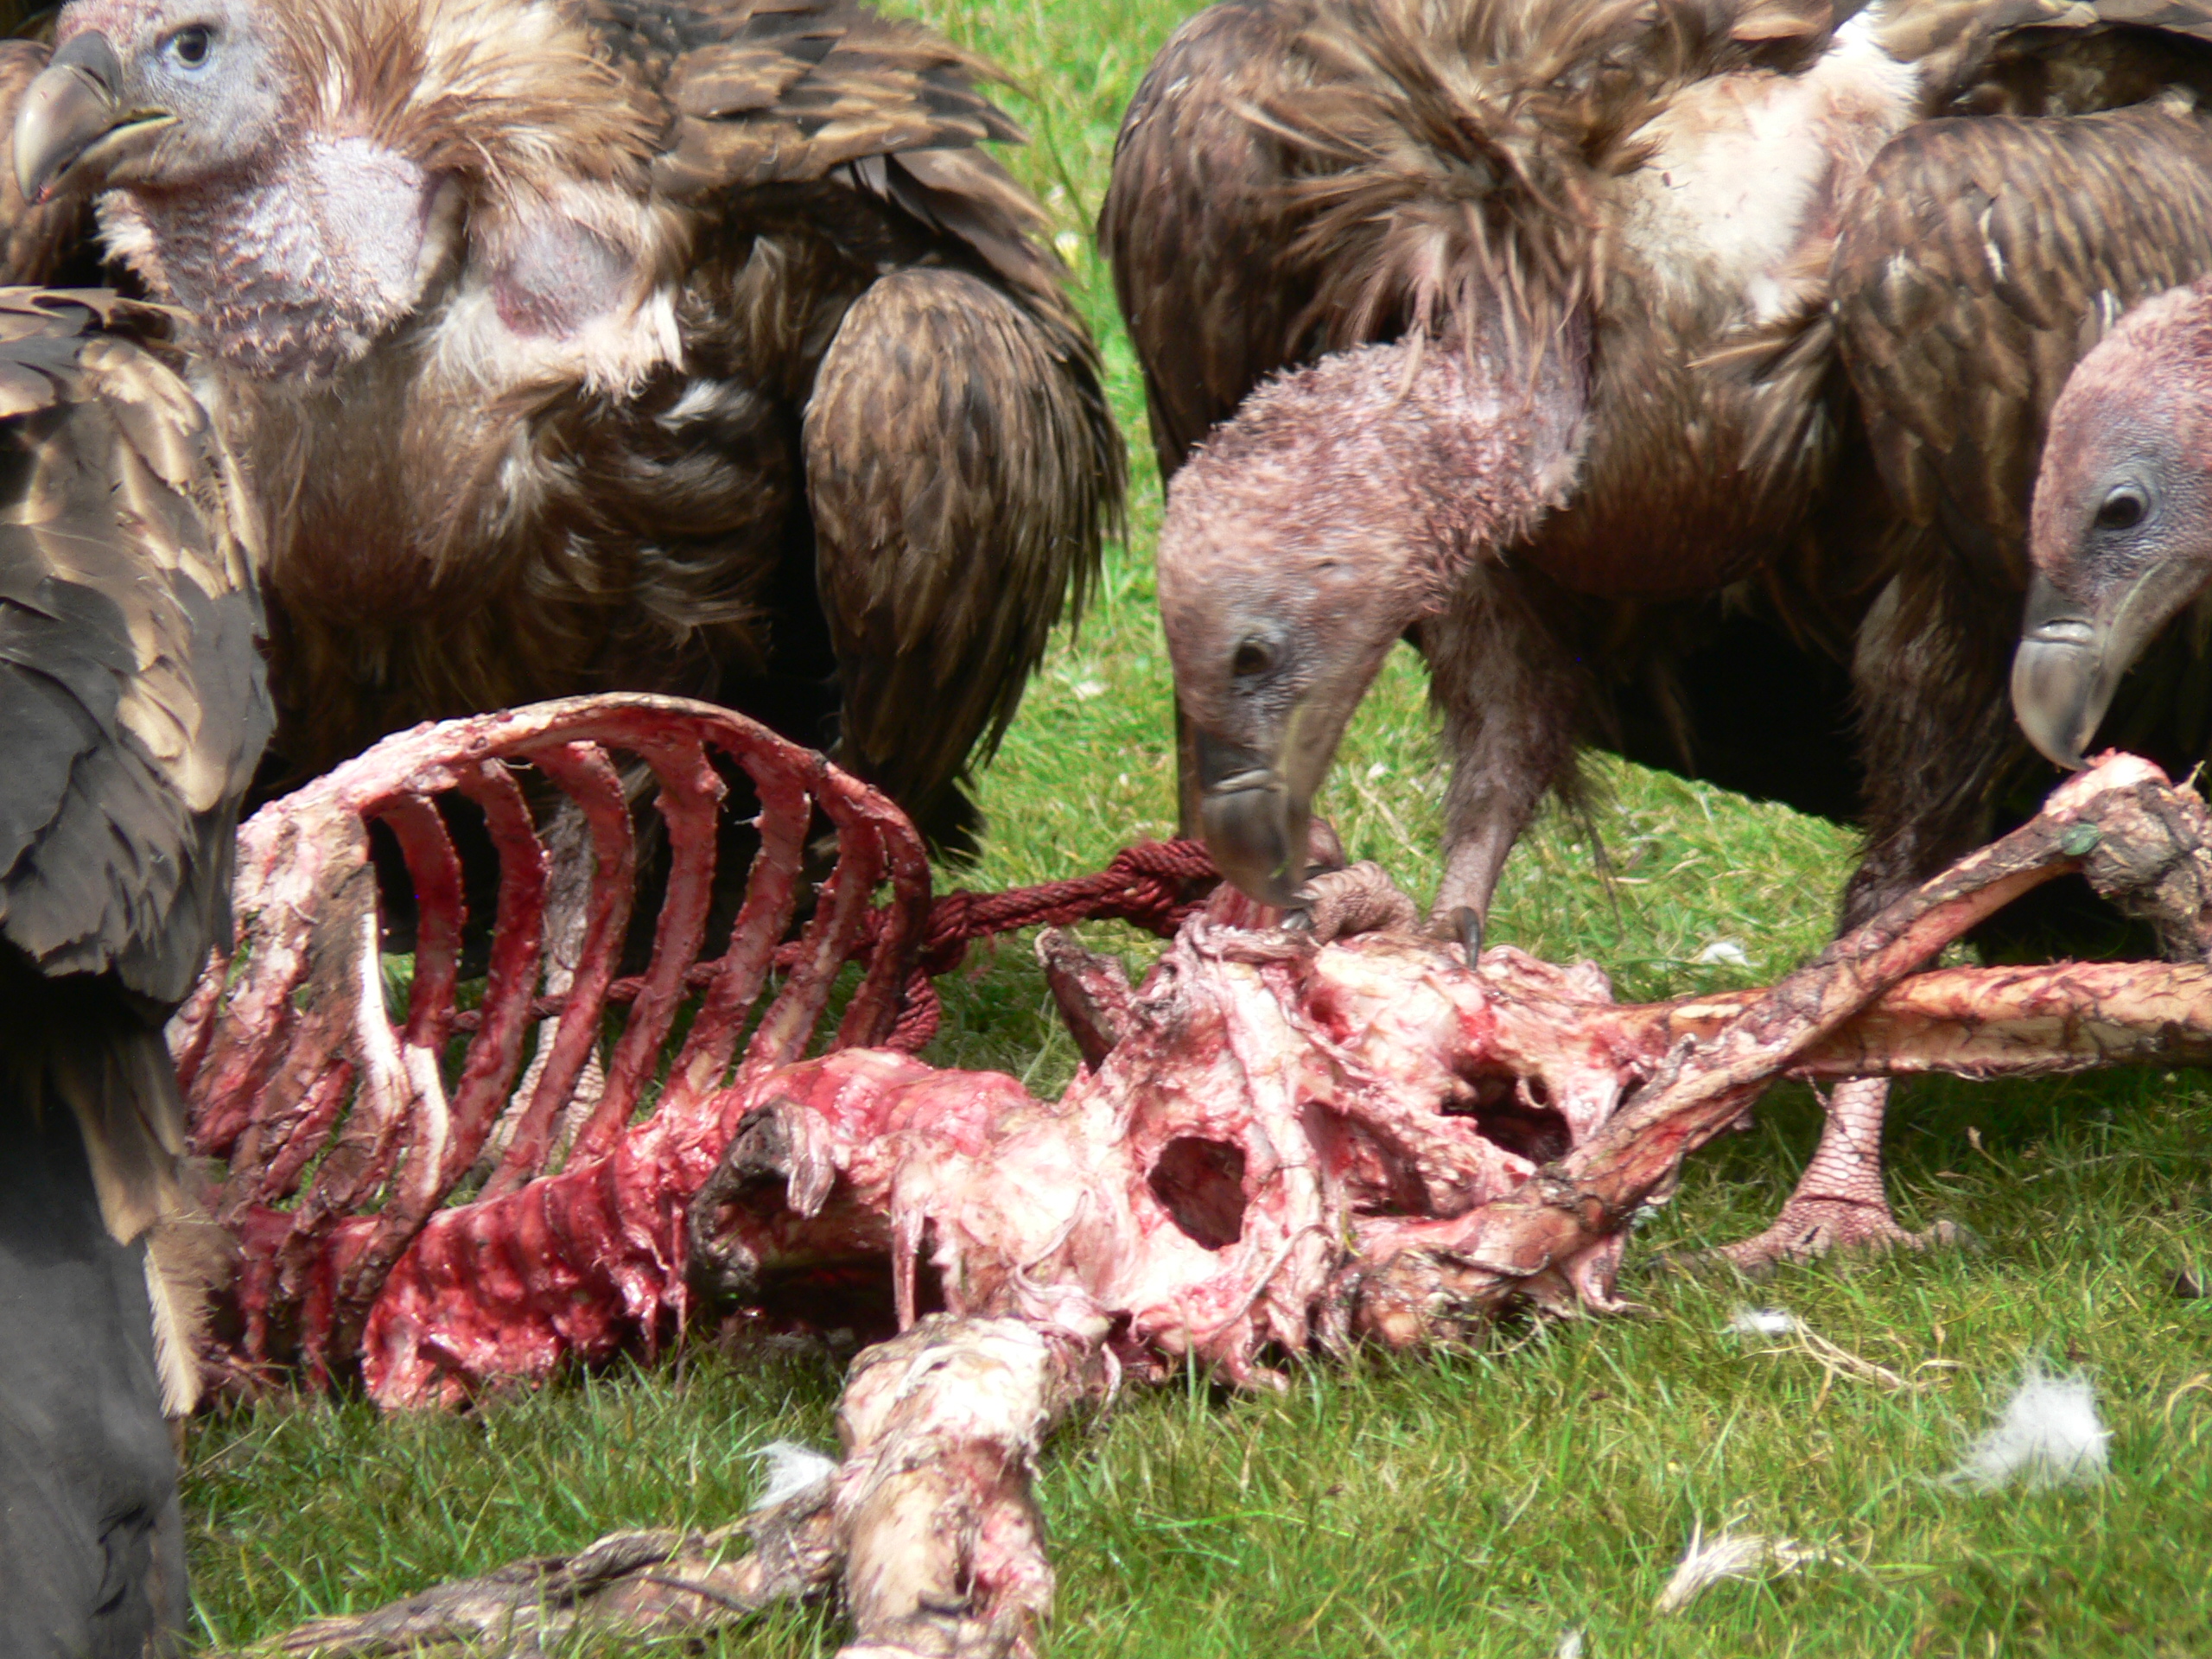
9,0,1122,854
0,287,268,1649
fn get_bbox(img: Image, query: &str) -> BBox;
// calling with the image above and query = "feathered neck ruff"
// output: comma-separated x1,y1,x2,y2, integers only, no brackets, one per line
279,0,664,197
1259,0,1837,351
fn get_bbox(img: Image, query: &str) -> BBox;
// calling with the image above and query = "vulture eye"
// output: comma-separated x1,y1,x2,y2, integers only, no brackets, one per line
1230,638,1272,679
164,24,213,67
2095,487,2146,532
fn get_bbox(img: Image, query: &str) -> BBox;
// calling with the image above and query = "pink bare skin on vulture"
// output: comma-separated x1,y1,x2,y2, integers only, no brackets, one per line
2016,277,2212,776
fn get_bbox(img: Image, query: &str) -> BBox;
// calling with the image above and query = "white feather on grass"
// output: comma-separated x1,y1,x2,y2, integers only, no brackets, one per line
750,1440,840,1510
1691,939,1751,967
1953,1361,2110,1490
1656,1522,1827,1613
1555,1627,1586,1657
1726,1306,1800,1337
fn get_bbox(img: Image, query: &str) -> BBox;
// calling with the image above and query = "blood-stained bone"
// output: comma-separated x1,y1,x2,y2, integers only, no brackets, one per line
175,694,929,1389
260,1315,1108,1659
243,751,2212,1654
193,723,2212,1406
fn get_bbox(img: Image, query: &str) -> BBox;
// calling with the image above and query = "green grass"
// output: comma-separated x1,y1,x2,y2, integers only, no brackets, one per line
181,2,2212,1653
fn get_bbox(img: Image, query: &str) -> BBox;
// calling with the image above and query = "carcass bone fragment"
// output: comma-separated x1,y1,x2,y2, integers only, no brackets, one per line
260,1315,1108,1659
268,1491,840,1656
174,694,929,1392
253,753,2212,1653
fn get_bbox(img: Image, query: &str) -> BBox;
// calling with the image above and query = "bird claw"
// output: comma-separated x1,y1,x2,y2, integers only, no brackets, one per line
1288,861,1421,942
1711,1198,1972,1275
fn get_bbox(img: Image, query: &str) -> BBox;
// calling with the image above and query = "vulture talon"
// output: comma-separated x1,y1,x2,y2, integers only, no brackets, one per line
1112,0,2212,1284
1713,1201,1972,1276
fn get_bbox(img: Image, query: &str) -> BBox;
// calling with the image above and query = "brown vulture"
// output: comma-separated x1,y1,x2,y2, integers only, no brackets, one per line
5,0,1122,858
1107,0,2212,1261
0,289,269,1654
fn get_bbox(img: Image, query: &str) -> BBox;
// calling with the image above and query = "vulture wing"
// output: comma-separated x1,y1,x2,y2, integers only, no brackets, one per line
579,0,1075,314
1833,99,2212,585
576,0,1120,850
804,264,1120,842
0,287,269,1240
1098,0,1325,480
0,289,264,1643
0,289,268,1009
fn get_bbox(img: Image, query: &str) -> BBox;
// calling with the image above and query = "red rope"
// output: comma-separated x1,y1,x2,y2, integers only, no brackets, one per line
451,839,1221,1050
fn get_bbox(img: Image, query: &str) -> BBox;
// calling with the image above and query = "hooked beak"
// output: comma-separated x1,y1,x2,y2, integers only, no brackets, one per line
2011,561,2209,769
15,33,168,203
1194,696,1344,909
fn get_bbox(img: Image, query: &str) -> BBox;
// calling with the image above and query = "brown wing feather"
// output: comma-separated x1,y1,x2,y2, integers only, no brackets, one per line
1834,100,2212,585
579,0,1020,183
0,288,267,1262
804,265,1121,854
577,0,1065,313
0,289,270,1007
1879,0,2212,112
1099,0,1326,480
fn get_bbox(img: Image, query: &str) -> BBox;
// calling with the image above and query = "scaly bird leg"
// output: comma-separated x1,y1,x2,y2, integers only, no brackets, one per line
1415,564,1585,949
1713,1077,1959,1270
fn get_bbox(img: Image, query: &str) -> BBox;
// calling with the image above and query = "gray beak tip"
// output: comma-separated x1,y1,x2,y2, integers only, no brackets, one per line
15,33,130,205
2012,582,2106,774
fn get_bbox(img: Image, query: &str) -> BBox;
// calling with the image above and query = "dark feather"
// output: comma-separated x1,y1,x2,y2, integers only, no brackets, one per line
140,0,1123,856
0,289,268,1008
0,290,265,1616
1100,1,1326,478
806,265,1120,852
1834,99,2212,585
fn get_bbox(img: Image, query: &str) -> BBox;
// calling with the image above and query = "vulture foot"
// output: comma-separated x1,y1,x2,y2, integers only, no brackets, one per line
1714,1198,1967,1274
1712,1079,1975,1270
1291,860,1422,942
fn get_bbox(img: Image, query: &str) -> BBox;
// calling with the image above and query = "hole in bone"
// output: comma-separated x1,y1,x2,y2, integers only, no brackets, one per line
1445,1068,1573,1164
1147,1136,1249,1250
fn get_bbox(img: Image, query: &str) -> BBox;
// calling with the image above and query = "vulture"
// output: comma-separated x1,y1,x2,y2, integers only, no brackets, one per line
4,0,1121,857
2016,274,2212,772
0,289,269,1655
1107,0,2212,1261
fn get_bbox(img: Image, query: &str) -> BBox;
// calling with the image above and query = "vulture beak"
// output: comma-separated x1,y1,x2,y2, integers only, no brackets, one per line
1194,696,1338,909
15,34,169,203
2011,562,2204,769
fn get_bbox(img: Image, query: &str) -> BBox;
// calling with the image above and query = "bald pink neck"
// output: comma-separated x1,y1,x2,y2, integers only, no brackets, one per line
100,136,447,378
1170,332,1588,625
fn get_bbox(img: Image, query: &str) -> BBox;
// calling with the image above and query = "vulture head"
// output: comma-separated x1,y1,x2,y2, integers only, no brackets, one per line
13,0,664,378
2014,280,2212,770
14,0,287,196
1159,334,1585,908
